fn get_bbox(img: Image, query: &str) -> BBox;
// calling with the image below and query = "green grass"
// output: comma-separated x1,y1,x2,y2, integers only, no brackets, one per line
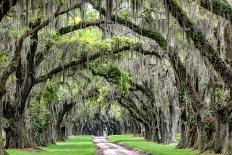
109,134,214,155
7,135,96,155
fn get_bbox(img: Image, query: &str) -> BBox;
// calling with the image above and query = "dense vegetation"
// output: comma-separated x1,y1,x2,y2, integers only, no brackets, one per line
1,0,232,155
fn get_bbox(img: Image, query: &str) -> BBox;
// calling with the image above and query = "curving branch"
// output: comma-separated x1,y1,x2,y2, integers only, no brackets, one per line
58,20,111,35
35,20,112,66
89,0,167,49
34,45,132,84
34,42,162,85
0,2,82,99
165,0,232,89
200,0,232,22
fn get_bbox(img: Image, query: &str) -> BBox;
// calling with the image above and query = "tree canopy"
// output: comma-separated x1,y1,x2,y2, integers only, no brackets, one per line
1,0,232,155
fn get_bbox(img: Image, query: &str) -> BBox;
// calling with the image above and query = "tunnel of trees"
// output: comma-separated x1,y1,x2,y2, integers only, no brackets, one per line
1,0,232,154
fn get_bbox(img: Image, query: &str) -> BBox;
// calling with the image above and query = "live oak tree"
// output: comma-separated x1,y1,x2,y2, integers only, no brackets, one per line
1,0,232,155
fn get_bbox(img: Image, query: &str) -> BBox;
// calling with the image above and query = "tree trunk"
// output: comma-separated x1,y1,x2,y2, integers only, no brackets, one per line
160,112,171,144
144,125,152,141
152,125,160,143
6,113,29,148
56,123,64,141
171,97,179,143
194,116,208,150
0,103,8,155
177,111,187,148
226,131,232,155
214,116,229,154
184,125,197,148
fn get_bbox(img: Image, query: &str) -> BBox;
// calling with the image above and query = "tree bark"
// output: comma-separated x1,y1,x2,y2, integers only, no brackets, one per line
0,102,8,155
214,115,229,154
56,123,64,141
144,125,152,141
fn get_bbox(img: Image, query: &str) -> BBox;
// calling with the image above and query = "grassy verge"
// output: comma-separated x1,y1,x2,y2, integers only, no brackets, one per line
109,134,214,155
7,135,96,155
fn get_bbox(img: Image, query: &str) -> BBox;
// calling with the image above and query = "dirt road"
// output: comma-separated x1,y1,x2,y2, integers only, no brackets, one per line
94,137,149,155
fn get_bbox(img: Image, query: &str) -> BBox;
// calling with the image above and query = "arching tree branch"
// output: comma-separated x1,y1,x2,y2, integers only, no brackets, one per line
0,1,82,99
200,0,232,21
165,0,232,89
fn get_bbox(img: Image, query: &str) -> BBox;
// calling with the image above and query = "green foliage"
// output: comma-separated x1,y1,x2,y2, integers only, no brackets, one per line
203,122,214,139
55,0,65,5
107,65,131,93
179,85,187,105
58,28,111,58
174,32,184,42
89,63,131,93
211,0,232,20
57,27,139,60
118,10,132,19
227,113,232,124
111,35,139,48
0,51,9,67
215,88,229,103
30,9,43,23
29,98,49,134
41,81,59,105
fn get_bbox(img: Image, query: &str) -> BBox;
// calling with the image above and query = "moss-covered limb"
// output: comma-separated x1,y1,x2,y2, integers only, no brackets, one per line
34,44,131,84
118,99,148,125
165,0,232,89
168,49,205,112
90,67,152,124
0,0,17,22
200,0,232,21
34,38,161,85
224,23,232,66
35,20,107,67
57,20,109,35
118,95,151,125
0,1,82,103
112,16,167,48
170,50,209,149
89,0,167,49
89,64,131,93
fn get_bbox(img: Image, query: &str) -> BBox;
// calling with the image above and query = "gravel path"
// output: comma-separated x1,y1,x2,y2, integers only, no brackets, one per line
94,137,149,155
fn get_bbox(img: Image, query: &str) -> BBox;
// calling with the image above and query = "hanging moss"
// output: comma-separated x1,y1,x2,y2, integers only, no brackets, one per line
113,16,167,49
166,0,232,88
200,0,232,21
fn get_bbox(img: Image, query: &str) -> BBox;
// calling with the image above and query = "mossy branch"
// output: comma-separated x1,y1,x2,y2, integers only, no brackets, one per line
200,0,232,22
89,0,167,49
165,0,232,89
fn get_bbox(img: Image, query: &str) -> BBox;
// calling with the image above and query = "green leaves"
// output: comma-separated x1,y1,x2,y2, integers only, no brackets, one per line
41,81,59,104
0,51,9,65
90,63,131,93
107,65,131,93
